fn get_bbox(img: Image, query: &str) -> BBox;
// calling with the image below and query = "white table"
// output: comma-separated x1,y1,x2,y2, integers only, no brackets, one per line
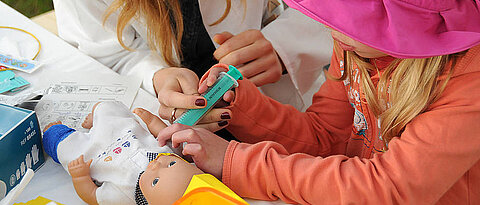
1,2,285,205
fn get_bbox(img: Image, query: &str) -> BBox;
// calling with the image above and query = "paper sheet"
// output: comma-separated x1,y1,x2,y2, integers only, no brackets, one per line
35,72,141,131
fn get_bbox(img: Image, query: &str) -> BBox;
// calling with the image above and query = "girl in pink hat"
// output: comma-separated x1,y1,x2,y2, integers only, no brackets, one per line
155,0,480,204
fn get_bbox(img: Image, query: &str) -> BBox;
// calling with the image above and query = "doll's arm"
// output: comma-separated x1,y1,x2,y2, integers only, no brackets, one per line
68,155,99,205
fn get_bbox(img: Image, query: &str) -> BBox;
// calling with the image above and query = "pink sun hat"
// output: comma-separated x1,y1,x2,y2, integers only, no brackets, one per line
283,0,480,58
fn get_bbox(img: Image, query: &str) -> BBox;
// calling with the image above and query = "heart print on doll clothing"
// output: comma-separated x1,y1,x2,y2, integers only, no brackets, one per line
93,129,138,166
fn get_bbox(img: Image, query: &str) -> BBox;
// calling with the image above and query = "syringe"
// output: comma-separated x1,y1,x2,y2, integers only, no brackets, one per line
173,65,243,126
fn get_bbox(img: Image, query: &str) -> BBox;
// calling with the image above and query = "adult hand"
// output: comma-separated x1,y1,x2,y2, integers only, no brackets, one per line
157,124,229,179
213,30,285,87
153,67,232,132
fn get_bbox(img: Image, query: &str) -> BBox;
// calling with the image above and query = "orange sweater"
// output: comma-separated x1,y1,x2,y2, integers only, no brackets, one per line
222,45,480,204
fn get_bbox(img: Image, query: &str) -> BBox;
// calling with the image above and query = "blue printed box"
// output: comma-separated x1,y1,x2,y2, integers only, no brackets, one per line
0,103,45,199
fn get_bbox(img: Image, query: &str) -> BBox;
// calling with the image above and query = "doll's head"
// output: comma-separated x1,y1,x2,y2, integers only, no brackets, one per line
138,154,204,205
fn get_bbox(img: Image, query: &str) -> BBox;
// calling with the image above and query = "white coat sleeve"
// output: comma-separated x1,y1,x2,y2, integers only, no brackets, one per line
53,0,168,95
261,8,333,109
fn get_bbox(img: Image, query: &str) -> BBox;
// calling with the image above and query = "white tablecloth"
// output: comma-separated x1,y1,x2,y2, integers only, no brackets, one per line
0,2,286,205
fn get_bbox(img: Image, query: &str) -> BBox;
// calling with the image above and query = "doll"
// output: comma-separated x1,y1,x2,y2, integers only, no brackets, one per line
136,153,247,205
43,101,247,205
42,101,186,204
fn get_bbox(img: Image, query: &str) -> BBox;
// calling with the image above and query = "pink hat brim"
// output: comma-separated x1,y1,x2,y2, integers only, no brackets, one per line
284,0,480,58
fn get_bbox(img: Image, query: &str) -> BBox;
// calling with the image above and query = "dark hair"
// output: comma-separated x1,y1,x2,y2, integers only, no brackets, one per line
135,171,148,205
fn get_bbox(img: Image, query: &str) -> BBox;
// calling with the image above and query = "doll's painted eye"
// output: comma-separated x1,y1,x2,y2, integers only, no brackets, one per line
168,161,176,167
152,178,159,187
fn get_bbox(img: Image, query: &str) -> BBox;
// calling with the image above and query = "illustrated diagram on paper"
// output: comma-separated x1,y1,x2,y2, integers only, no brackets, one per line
35,72,141,131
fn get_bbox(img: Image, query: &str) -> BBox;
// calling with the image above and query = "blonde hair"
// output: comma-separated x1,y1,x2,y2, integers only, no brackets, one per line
104,0,243,67
329,41,465,146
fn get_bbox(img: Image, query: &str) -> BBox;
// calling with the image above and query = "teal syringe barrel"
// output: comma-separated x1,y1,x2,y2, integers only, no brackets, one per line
173,65,243,126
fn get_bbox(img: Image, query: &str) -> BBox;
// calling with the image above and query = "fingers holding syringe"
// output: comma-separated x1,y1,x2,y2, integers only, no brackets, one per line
198,65,229,94
157,89,206,121
195,109,231,132
198,67,236,104
197,107,231,122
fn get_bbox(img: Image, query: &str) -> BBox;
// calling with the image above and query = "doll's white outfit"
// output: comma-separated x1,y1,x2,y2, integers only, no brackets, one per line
42,101,177,204
53,0,333,111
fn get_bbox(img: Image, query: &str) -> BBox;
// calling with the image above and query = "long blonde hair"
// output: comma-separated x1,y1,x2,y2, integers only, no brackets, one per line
329,41,465,145
104,0,241,67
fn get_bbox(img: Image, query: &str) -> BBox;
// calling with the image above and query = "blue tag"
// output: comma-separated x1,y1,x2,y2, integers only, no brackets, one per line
0,70,30,93
0,54,35,70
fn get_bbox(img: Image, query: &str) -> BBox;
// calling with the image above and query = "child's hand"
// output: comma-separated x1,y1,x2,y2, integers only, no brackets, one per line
157,124,229,179
198,65,235,103
213,30,284,86
43,121,62,132
154,67,204,116
154,67,232,132
68,155,93,179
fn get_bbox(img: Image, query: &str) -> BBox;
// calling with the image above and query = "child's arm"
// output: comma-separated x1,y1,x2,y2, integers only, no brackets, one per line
68,155,99,205
221,69,480,204
199,52,354,156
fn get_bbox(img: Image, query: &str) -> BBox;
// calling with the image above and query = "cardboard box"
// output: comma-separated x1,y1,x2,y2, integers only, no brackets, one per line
0,103,45,199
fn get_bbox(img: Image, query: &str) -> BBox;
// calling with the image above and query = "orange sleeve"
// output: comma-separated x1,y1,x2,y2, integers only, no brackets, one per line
227,51,354,156
222,65,480,204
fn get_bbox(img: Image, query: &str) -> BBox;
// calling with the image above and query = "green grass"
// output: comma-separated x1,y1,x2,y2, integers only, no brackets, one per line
2,0,53,18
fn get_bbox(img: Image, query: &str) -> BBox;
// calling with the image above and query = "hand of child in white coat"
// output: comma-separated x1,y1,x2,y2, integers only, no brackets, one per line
153,67,232,132
157,123,228,179
213,30,285,87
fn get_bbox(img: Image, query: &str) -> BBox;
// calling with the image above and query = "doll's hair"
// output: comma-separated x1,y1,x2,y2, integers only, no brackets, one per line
327,41,466,147
135,171,148,205
104,0,246,67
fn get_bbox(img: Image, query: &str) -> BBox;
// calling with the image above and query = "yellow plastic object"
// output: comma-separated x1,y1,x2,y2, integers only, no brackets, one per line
174,174,248,205
154,152,189,163
13,196,64,205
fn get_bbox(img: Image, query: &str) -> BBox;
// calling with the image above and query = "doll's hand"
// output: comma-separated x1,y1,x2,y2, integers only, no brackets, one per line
157,124,228,179
213,30,284,87
133,108,167,137
68,155,99,205
81,113,93,129
43,121,62,132
154,67,232,132
68,155,93,179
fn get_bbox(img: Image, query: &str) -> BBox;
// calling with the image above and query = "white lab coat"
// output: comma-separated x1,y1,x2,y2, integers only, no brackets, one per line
53,0,333,111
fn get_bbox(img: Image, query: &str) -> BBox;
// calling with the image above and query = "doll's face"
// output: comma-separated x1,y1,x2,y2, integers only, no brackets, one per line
330,29,388,58
139,155,203,205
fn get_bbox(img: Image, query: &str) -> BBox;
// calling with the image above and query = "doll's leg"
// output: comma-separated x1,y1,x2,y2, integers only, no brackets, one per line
133,108,167,137
81,102,101,129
